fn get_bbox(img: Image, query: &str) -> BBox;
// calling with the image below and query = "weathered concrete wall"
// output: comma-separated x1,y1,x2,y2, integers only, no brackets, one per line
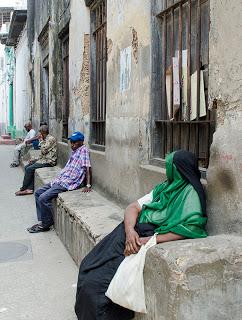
207,0,242,235
27,0,70,138
27,0,167,204
90,0,167,205
69,0,90,140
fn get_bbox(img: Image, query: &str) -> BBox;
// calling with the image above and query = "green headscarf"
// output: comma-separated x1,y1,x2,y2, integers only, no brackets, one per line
139,152,207,238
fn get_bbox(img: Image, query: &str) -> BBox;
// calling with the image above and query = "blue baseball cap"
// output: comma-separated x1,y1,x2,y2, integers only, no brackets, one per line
68,131,84,142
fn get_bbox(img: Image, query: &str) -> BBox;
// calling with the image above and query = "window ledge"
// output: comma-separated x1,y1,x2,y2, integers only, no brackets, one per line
90,143,105,152
140,164,166,175
90,148,105,156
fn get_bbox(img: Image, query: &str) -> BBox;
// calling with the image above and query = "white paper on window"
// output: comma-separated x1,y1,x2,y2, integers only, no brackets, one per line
190,70,206,121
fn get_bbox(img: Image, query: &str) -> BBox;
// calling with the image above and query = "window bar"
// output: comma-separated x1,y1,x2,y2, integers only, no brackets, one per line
170,8,174,152
101,2,104,144
103,24,107,120
99,3,102,127
206,2,210,167
158,0,188,16
96,8,100,139
162,13,167,158
99,4,103,143
101,1,105,144
195,0,201,158
100,27,103,123
101,3,104,122
103,1,107,127
178,3,183,147
95,8,98,123
187,0,191,150
102,2,105,124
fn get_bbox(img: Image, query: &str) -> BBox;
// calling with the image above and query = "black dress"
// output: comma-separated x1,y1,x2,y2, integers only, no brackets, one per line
75,222,156,320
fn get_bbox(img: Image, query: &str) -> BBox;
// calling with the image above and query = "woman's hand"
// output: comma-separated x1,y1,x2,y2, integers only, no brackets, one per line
124,228,141,256
139,236,151,246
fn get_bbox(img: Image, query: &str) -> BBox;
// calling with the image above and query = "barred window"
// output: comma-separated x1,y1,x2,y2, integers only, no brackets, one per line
153,0,215,168
62,33,69,140
90,0,107,148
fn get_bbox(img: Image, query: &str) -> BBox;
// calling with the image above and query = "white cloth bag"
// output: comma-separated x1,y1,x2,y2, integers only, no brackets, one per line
105,234,157,313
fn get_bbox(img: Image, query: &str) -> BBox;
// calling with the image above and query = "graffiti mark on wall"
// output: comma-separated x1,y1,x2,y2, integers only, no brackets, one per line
120,46,131,92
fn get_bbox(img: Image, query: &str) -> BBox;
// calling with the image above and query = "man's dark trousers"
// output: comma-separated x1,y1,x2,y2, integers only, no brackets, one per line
35,183,67,228
22,162,52,191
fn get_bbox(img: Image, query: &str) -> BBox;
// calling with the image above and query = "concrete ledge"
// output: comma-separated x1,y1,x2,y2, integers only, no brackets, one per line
34,166,242,320
35,166,62,190
55,190,123,265
21,145,38,161
136,235,242,320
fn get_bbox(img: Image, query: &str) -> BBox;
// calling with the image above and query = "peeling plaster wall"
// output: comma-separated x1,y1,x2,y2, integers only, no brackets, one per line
69,0,90,140
27,0,70,138
207,0,242,235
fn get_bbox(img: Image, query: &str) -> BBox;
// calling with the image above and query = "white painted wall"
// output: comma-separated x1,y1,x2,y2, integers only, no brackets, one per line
14,27,30,130
0,43,8,134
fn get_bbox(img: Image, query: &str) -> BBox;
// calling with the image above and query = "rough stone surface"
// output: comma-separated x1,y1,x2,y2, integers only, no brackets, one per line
56,190,123,264
57,141,71,168
35,166,61,190
22,148,41,161
136,235,242,320
207,0,242,235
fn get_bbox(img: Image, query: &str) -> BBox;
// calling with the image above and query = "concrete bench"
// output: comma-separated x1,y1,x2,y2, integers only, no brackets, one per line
33,165,242,320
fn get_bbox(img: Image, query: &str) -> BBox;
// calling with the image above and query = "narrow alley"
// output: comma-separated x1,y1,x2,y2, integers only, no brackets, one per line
0,146,78,320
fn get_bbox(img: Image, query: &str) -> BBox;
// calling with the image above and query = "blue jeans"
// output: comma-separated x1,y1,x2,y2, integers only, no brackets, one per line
32,139,40,150
35,183,67,228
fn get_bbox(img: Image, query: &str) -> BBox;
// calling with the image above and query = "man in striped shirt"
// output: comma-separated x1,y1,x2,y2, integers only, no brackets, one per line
27,131,92,233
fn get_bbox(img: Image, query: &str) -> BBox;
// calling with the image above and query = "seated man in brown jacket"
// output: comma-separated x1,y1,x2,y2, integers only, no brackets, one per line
15,125,57,196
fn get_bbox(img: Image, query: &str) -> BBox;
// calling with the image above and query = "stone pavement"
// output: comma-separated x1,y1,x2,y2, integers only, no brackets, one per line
0,146,78,320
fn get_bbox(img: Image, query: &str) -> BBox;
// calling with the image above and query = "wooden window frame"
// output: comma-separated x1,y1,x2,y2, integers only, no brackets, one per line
153,0,215,168
61,32,70,141
90,0,107,149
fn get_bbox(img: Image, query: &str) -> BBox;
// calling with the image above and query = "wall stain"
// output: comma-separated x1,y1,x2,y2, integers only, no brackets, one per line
74,34,90,116
131,27,138,64
107,38,113,57
216,168,235,191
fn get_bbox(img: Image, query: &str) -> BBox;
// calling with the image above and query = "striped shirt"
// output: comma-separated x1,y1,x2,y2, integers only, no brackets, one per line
51,145,91,190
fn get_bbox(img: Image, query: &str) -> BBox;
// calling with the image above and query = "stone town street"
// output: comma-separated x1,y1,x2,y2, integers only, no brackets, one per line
0,146,78,320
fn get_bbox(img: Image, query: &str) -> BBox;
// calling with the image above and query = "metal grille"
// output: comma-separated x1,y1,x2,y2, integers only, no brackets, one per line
155,0,215,168
0,10,12,30
62,34,69,139
91,0,107,146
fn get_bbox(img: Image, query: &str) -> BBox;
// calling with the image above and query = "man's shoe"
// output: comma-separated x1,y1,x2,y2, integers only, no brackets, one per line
26,223,41,231
15,189,34,196
10,163,19,168
27,224,50,233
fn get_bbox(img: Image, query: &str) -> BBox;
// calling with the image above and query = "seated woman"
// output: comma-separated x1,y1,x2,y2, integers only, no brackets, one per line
75,150,207,320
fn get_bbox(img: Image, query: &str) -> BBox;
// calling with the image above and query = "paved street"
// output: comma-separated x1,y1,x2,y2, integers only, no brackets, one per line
0,146,78,320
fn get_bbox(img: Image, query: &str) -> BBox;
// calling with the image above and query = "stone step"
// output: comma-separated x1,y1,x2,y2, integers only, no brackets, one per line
0,137,16,145
1,134,11,139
